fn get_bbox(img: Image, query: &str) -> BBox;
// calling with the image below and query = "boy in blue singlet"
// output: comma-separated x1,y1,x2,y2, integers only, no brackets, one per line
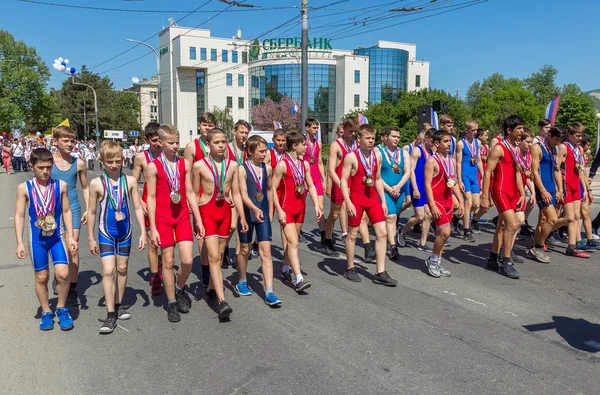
14,148,78,331
235,135,281,306
377,127,411,259
51,126,89,305
455,120,482,242
87,141,147,334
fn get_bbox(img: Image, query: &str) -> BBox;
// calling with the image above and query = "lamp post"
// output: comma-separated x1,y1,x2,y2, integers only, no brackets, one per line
124,38,161,123
72,76,99,146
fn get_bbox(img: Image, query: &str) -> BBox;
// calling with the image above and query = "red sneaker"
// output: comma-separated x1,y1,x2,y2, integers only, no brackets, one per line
150,274,163,295
566,249,590,259
543,244,547,251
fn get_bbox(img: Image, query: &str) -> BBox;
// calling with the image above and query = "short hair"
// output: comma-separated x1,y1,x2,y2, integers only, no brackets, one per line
569,122,585,134
465,120,478,130
158,124,179,139
502,115,524,135
246,135,267,153
343,116,359,130
538,119,552,128
439,114,454,126
30,148,54,166
305,117,319,128
520,129,535,141
420,122,432,133
285,131,305,152
234,120,251,132
433,129,450,143
549,126,563,139
425,128,436,139
207,128,226,142
358,124,376,137
53,125,76,140
381,127,400,138
476,128,487,139
336,124,344,133
100,140,123,161
144,122,160,140
581,134,592,146
273,128,287,138
199,112,217,126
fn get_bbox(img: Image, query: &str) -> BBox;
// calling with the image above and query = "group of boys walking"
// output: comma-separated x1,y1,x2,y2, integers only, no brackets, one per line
14,111,597,334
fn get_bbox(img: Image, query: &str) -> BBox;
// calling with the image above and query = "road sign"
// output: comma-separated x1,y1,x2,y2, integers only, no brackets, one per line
95,132,100,137
128,130,140,137
104,130,124,139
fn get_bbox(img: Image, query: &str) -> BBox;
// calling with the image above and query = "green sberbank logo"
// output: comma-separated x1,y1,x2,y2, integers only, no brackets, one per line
249,39,260,58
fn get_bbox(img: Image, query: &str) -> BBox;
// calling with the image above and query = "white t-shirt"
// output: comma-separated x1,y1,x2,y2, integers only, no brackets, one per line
12,143,23,157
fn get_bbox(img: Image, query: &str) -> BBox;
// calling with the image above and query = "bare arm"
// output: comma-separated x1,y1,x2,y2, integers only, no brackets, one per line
132,153,145,181
340,154,357,217
271,161,286,224
304,161,322,220
398,150,411,189
127,175,147,249
146,163,159,245
14,184,28,258
424,158,440,219
317,141,326,185
328,142,341,187
183,141,196,169
77,158,90,223
185,161,203,237
375,151,387,216
410,148,421,192
481,145,503,210
86,178,100,246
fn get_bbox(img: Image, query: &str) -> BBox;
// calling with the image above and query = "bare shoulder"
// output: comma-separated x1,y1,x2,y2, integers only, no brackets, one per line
77,158,87,171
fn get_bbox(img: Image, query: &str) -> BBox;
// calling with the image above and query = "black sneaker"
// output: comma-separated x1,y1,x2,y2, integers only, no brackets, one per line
201,269,210,288
117,307,131,320
326,244,340,257
373,271,398,286
175,289,190,313
281,270,294,283
463,231,475,242
511,251,524,264
167,303,181,323
498,262,521,279
295,279,312,292
485,255,499,271
68,288,81,306
471,221,481,234
364,246,376,263
215,300,233,319
317,243,338,257
343,267,361,282
231,254,238,270
221,252,229,269
492,216,499,226
396,231,407,247
388,245,400,259
99,313,117,334
519,226,533,237
416,243,433,253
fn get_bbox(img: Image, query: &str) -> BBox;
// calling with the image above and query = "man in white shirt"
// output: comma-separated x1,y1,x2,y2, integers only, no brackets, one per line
11,139,23,172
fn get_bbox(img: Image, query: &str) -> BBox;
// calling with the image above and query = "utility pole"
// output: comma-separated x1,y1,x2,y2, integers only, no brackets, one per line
124,38,161,123
72,76,99,146
300,0,309,129
83,101,87,140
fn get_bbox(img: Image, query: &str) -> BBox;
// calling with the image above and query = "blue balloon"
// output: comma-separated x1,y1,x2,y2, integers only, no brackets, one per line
290,106,296,114
69,67,76,74
61,61,66,66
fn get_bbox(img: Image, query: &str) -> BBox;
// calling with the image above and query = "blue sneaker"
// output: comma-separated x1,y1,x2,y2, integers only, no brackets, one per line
234,281,253,296
56,307,74,331
39,312,54,331
546,235,561,245
577,240,595,252
264,292,282,307
587,239,600,250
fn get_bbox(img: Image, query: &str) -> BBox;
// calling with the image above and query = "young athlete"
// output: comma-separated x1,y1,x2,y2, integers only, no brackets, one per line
472,128,490,231
398,127,427,217
455,120,482,242
534,119,552,145
578,135,600,249
272,131,323,292
481,115,526,279
51,126,89,306
147,124,203,323
192,128,244,319
325,123,348,244
340,124,398,286
377,127,410,259
235,135,282,306
424,130,464,278
14,148,77,331
131,122,163,295
183,112,216,286
87,141,147,334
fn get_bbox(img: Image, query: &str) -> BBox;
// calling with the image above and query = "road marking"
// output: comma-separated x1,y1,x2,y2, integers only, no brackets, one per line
583,340,600,350
464,298,487,307
504,311,518,317
117,324,130,332
443,290,457,296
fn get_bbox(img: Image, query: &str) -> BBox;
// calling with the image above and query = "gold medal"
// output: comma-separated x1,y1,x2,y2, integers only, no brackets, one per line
471,157,477,165
364,177,375,187
115,211,125,221
447,178,457,188
295,185,305,194
310,158,315,164
45,214,55,227
576,164,583,172
170,192,181,204
391,163,400,173
216,191,226,201
481,155,487,162
526,171,533,180
255,191,264,202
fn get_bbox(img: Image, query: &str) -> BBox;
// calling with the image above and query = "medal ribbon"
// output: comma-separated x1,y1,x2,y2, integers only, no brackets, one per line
339,137,357,155
306,136,316,162
160,153,180,194
384,146,400,167
519,151,531,173
285,153,305,186
31,179,55,218
539,139,558,168
501,138,523,170
103,173,125,212
246,160,263,192
464,138,478,158
208,157,227,192
566,141,582,166
357,149,375,177
232,144,245,165
199,138,208,156
435,153,456,180
272,148,284,163
450,137,456,156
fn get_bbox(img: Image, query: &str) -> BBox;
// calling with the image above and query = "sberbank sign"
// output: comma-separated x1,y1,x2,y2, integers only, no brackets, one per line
249,38,333,57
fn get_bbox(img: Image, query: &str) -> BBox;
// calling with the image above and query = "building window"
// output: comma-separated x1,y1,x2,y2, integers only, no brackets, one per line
415,75,421,88
354,94,360,107
238,74,244,86
151,92,157,99
210,49,217,61
238,97,244,109
226,73,233,86
150,105,157,114
222,49,228,62
226,96,233,108
196,69,206,120
354,70,360,83
189,47,196,60
200,48,207,60
242,52,248,63
232,51,238,63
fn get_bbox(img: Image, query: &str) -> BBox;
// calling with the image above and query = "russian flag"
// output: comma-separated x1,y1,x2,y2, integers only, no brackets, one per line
358,113,368,125
316,119,321,141
545,96,560,125
430,108,439,129
273,121,282,130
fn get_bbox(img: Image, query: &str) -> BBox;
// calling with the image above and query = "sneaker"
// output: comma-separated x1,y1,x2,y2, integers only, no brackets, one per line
250,243,259,259
364,246,376,263
587,239,600,250
317,244,338,257
388,245,400,260
511,251,524,264
485,255,500,271
117,307,131,320
437,262,451,277
451,216,460,232
175,289,190,313
295,279,312,292
221,252,229,269
546,235,562,245
215,300,233,319
343,267,361,282
150,273,162,295
99,314,117,334
298,232,307,243
207,289,217,303
201,270,210,288
167,302,181,322
281,270,295,283
372,271,398,286
471,221,481,234
234,281,253,296
444,240,451,247
463,231,476,242
558,232,568,243
478,217,488,223
341,234,347,245
326,244,340,257
67,288,81,306
39,312,54,331
417,243,433,253
396,231,407,247
52,277,57,296
498,262,521,279
55,307,74,331
425,258,441,278
527,247,551,263
520,226,534,237
566,248,590,259
264,292,282,307
577,240,595,252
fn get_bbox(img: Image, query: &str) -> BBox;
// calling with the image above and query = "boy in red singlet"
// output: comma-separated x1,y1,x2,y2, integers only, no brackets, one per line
424,130,464,278
131,122,164,295
326,124,348,241
183,112,216,286
265,128,287,169
481,115,526,279
272,131,323,293
146,125,203,323
340,124,398,286
324,117,374,261
192,128,246,319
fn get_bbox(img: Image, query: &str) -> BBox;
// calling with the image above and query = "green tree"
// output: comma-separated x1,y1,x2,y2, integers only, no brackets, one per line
523,65,559,108
212,106,234,137
556,83,597,147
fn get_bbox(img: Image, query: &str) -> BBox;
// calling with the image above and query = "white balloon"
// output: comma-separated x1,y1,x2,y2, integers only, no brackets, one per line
64,59,69,64
58,57,63,62
59,65,66,71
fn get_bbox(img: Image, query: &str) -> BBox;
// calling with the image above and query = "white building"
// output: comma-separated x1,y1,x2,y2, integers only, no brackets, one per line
126,76,159,130
158,24,430,144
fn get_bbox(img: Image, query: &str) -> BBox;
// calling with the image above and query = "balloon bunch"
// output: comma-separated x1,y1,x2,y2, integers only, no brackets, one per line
53,57,76,75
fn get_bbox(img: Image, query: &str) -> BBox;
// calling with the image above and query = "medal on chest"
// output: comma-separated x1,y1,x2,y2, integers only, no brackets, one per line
31,179,57,236
209,157,229,202
246,160,265,202
285,153,306,194
358,149,376,187
385,146,400,174
435,153,457,188
104,173,127,221
161,154,181,204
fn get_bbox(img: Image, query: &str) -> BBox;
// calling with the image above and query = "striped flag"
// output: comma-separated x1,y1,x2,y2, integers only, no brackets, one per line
273,121,282,130
316,119,321,141
430,108,439,129
545,96,560,125
357,113,368,125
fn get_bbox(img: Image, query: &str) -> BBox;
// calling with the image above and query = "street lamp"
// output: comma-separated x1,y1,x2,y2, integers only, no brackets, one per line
124,38,161,123
72,76,100,146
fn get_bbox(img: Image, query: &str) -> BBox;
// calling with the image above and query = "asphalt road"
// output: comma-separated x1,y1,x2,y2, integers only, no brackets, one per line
1,166,599,395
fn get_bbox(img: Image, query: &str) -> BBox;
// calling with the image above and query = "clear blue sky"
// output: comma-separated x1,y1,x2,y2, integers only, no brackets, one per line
3,0,600,96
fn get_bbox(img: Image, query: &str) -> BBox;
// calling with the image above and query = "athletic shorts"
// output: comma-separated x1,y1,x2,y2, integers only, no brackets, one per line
238,219,272,244
283,205,306,225
491,190,519,213
330,183,344,205
461,171,481,194
30,235,68,272
411,182,428,208
433,201,453,229
384,192,405,216
200,209,232,239
349,194,385,228
563,182,581,204
155,216,193,248
402,183,411,197
535,187,557,209
98,230,132,258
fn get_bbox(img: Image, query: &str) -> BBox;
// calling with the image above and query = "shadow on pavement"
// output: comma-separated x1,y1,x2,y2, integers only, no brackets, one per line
524,316,600,353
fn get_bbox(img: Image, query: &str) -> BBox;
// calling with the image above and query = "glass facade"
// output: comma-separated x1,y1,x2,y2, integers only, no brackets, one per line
354,47,408,104
200,48,207,60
